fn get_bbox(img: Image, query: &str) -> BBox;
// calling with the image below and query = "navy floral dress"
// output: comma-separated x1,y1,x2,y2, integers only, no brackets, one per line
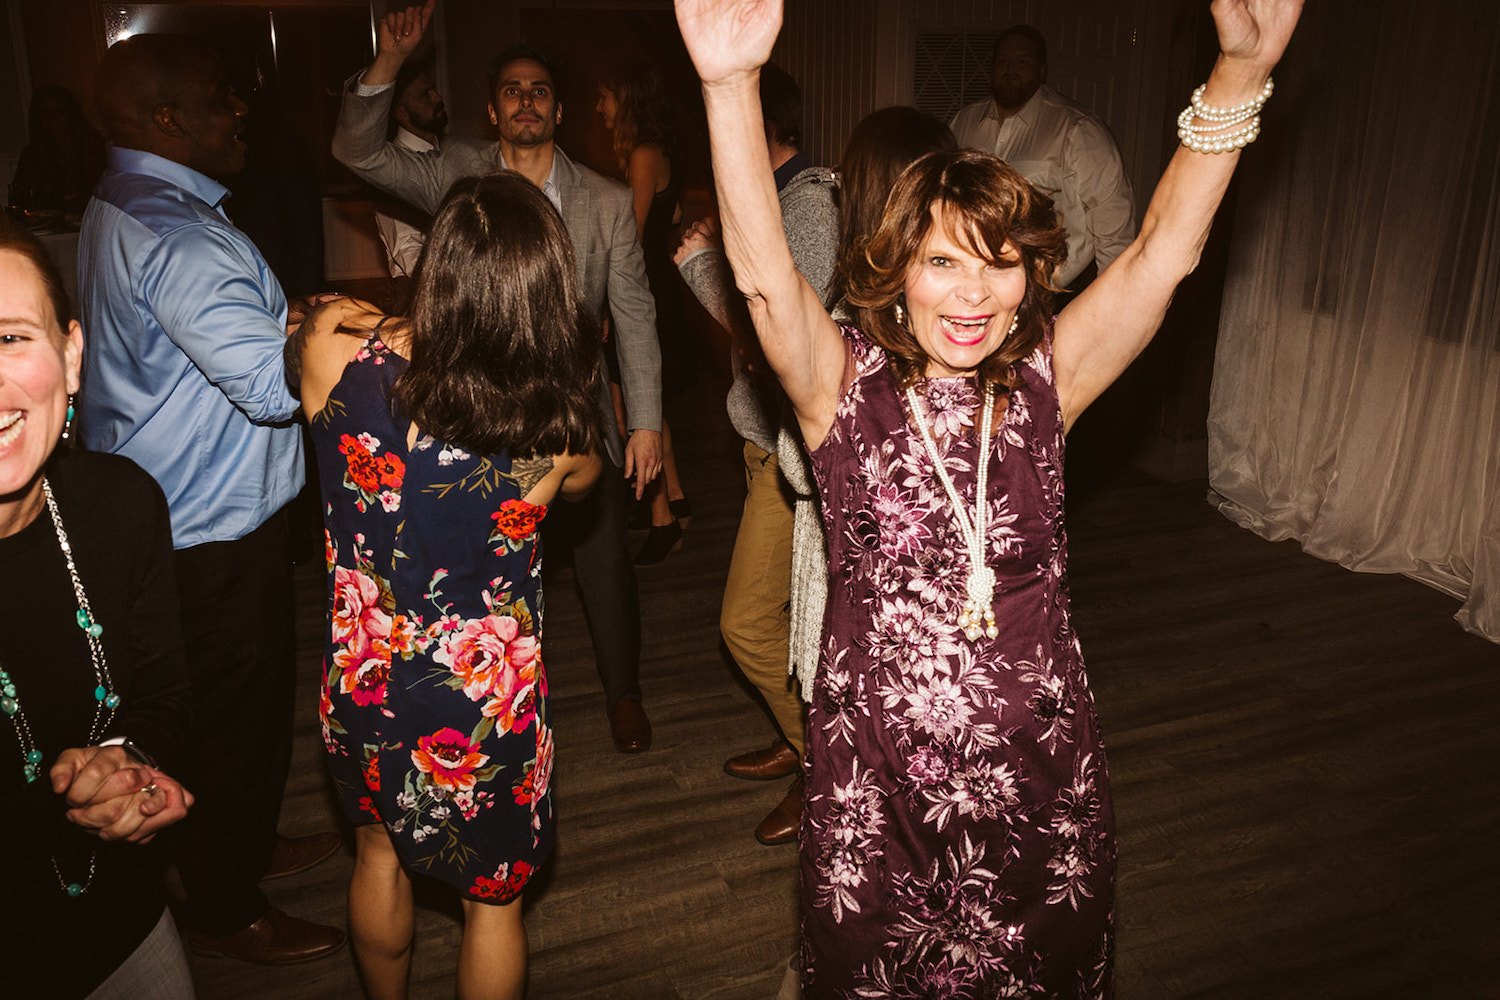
311,336,553,903
801,325,1115,997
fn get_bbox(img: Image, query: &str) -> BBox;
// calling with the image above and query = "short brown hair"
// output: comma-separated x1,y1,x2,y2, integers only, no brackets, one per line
843,148,1066,389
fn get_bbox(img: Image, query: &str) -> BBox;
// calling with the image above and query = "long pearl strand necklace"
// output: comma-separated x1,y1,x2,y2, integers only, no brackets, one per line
906,380,999,642
0,477,118,897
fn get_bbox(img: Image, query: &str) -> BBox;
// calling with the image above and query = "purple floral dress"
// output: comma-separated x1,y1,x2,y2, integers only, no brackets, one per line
311,337,553,903
801,325,1115,998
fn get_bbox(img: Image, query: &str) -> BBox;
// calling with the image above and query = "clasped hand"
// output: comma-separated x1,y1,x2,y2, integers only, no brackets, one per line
50,745,193,844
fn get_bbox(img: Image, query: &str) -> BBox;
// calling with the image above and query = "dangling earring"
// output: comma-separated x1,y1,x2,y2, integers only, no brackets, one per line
63,395,76,444
1006,313,1020,338
893,299,907,327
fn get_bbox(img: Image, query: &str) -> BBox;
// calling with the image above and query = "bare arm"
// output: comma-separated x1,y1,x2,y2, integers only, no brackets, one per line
676,0,845,447
625,144,669,242
1054,0,1302,430
295,297,390,421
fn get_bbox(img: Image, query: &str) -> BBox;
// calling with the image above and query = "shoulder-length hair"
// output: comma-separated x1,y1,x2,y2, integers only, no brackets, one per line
833,106,957,304
393,173,602,460
599,60,674,172
844,148,1067,390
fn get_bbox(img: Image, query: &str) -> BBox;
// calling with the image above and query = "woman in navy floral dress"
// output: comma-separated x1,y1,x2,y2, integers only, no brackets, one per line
295,173,601,1000
677,0,1303,995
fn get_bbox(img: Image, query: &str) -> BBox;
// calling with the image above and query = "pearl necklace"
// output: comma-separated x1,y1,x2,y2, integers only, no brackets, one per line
0,477,117,897
906,380,999,642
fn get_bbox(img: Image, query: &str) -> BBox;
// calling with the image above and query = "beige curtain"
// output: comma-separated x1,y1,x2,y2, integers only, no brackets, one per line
1207,0,1500,642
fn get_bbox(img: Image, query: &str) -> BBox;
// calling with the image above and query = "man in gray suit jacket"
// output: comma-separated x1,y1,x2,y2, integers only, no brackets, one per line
332,1,660,751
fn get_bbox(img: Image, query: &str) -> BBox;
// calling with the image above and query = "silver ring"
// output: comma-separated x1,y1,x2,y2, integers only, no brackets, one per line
143,782,159,797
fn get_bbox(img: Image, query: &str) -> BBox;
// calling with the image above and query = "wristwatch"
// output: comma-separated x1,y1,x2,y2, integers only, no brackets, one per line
97,736,157,769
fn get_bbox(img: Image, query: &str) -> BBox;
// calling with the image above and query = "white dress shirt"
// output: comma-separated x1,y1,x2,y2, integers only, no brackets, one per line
951,85,1136,287
373,126,436,277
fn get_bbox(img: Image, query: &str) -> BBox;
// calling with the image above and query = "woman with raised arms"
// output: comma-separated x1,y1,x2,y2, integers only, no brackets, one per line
674,0,1303,995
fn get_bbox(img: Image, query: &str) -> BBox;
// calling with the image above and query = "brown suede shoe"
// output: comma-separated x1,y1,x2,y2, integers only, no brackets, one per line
724,738,799,781
609,697,652,753
261,830,343,881
754,775,804,846
185,908,346,965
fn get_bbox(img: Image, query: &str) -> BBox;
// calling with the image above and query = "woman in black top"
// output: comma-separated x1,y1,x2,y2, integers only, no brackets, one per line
596,60,695,563
0,219,195,997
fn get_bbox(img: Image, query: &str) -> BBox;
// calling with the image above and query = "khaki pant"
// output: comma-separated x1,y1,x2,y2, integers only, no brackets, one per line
720,440,807,756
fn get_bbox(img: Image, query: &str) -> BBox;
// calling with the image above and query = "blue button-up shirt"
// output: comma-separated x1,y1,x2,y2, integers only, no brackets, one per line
77,146,303,548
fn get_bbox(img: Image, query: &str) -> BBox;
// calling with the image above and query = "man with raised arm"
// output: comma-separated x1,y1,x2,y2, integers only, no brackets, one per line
333,1,661,752
374,62,447,277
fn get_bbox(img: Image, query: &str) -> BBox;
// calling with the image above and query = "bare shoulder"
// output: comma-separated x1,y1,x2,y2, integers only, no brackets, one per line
629,143,669,172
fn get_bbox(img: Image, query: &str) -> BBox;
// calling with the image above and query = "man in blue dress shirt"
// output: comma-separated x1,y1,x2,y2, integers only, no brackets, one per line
77,34,343,965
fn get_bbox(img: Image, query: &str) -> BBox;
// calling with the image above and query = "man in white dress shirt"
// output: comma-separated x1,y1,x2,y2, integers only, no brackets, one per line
373,64,446,276
950,25,1135,289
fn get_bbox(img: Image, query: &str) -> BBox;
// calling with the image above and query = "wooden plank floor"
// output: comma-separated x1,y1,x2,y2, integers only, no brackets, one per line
186,375,1500,1000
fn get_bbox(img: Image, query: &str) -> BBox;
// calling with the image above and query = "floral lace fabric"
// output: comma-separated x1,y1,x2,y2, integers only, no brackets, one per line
311,337,553,902
801,325,1115,998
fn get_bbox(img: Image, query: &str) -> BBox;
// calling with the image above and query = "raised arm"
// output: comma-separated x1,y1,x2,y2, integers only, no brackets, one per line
1053,0,1302,430
675,0,844,447
330,0,452,215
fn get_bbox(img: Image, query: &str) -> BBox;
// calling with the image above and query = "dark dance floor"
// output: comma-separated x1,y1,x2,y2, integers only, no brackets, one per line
186,373,1500,999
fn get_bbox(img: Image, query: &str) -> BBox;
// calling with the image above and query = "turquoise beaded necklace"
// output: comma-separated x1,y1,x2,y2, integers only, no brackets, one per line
0,477,118,897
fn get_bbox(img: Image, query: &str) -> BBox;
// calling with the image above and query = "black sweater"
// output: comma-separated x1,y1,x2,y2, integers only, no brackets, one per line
0,449,190,998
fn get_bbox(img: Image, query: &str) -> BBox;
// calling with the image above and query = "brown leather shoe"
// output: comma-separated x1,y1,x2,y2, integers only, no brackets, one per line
754,775,804,846
261,830,343,881
609,697,652,753
724,738,800,781
185,908,346,965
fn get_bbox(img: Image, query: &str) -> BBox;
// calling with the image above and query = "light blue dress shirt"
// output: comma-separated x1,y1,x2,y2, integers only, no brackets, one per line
77,146,304,549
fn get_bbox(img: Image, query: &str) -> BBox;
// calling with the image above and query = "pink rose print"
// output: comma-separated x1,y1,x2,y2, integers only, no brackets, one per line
433,614,540,712
335,633,391,707
332,565,391,646
410,727,490,794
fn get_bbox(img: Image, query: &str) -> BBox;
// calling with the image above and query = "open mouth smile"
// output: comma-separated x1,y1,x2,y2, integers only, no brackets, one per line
0,410,24,451
939,315,992,347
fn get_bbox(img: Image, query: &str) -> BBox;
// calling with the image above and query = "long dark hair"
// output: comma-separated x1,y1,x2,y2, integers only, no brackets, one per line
392,173,602,459
845,148,1067,389
599,60,675,172
833,106,957,304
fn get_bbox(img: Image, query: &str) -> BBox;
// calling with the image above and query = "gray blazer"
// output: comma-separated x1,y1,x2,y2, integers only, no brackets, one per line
332,73,662,465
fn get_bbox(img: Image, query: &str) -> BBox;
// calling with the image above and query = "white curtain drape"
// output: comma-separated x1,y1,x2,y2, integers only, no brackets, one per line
1207,0,1500,642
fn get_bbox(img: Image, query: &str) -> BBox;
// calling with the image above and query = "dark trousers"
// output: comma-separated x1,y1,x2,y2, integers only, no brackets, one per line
545,458,641,711
169,507,296,935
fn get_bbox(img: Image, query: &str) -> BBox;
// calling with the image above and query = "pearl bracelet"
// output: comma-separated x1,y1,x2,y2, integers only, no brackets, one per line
1177,106,1257,133
1190,77,1274,122
1178,117,1260,153
1177,76,1272,154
